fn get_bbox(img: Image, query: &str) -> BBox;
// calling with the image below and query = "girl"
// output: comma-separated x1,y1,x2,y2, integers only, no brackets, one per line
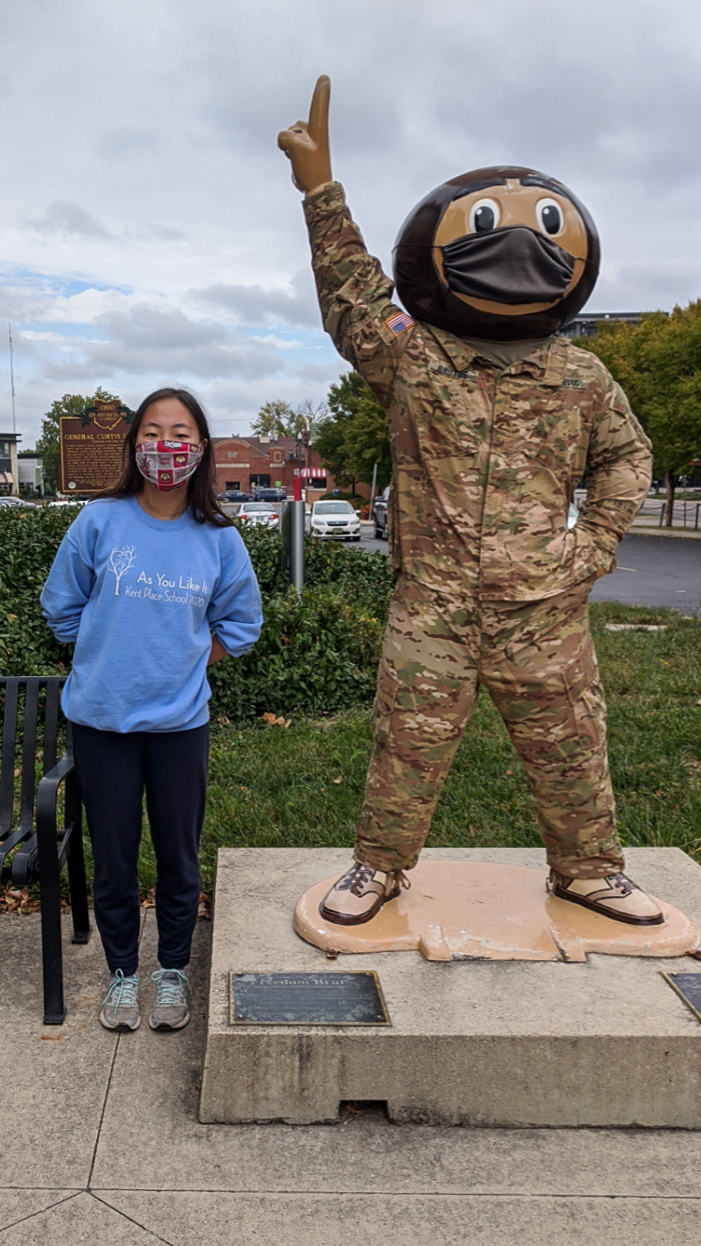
41,388,263,1032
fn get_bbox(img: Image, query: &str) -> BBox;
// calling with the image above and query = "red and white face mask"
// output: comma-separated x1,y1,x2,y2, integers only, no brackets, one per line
135,440,203,492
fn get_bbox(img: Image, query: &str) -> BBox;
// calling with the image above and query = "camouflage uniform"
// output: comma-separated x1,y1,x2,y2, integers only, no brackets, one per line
304,183,652,879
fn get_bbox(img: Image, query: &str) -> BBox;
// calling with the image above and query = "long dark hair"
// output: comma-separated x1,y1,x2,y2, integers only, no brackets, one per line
99,387,230,526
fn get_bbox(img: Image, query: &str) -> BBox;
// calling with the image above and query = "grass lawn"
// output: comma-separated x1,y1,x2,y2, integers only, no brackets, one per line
131,601,701,892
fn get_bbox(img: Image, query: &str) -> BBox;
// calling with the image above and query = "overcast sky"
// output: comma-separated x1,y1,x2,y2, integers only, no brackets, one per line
1,0,700,446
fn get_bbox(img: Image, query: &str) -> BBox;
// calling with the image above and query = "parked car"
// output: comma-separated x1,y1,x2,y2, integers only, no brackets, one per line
218,490,251,503
232,501,280,528
373,486,390,538
310,499,361,541
0,496,39,508
253,487,287,502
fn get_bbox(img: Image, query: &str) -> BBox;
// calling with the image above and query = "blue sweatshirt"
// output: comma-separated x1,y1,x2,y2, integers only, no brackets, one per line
41,497,263,733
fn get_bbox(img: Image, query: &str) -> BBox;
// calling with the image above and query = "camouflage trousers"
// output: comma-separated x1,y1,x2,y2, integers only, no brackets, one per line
354,574,624,880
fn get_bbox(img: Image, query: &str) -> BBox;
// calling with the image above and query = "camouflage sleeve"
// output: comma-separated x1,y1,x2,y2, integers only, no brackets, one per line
578,378,653,553
302,182,415,404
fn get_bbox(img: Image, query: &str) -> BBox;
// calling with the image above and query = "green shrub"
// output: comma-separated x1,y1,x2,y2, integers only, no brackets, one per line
0,507,76,675
0,509,392,717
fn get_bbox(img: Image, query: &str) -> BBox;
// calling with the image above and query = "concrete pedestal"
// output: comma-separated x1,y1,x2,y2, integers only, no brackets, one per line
200,847,701,1127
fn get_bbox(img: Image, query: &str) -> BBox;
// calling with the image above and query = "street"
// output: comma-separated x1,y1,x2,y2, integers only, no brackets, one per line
358,530,700,613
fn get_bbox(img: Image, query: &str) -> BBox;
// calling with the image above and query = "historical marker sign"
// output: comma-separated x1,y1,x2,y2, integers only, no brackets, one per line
59,399,134,495
229,971,391,1026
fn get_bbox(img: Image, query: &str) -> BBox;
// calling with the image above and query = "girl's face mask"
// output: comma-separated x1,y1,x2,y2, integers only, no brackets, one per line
135,440,203,492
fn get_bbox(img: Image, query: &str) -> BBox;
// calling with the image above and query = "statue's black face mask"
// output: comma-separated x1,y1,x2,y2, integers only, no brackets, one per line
440,226,576,306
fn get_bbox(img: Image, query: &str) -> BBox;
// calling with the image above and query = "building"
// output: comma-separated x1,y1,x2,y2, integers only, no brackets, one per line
564,312,644,339
17,451,44,495
213,434,334,502
0,432,21,493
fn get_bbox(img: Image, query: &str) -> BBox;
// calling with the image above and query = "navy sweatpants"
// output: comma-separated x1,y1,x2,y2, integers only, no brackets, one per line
71,722,209,976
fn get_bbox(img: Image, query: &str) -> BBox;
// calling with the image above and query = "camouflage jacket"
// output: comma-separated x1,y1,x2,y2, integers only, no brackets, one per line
304,183,652,601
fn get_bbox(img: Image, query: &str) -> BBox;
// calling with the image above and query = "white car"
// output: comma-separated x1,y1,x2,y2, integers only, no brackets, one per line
233,501,280,528
310,499,361,541
0,496,39,508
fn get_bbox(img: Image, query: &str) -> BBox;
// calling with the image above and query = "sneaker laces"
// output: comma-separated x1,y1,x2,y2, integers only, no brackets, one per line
337,864,412,897
151,968,192,1006
102,968,139,1010
336,864,376,895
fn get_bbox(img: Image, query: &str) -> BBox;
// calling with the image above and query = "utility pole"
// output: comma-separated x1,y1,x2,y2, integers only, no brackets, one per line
8,323,16,435
369,462,378,514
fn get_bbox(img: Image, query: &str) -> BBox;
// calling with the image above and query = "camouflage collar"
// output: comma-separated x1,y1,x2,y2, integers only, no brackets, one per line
432,329,570,387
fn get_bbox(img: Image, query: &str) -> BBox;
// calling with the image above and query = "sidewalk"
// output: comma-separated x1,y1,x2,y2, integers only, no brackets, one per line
2,911,701,1244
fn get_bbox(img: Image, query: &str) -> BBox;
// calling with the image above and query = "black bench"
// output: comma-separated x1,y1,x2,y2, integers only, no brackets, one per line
0,677,91,1024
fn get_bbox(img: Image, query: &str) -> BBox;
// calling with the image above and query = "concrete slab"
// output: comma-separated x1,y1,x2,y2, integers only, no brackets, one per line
294,859,698,961
0,1190,80,1232
96,1191,701,1246
200,847,701,1127
0,913,119,1187
93,922,701,1194
0,1192,158,1244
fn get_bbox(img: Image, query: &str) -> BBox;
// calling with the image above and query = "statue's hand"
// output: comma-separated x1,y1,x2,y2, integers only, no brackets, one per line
277,75,332,196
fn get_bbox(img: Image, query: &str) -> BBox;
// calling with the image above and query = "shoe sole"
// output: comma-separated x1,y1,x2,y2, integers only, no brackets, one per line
148,1014,190,1031
320,885,401,927
551,883,665,926
99,1014,141,1031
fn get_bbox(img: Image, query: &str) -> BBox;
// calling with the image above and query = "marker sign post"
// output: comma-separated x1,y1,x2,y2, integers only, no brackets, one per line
58,399,134,495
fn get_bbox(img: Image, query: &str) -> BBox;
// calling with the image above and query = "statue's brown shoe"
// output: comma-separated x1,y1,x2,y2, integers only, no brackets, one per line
549,870,664,926
320,863,408,926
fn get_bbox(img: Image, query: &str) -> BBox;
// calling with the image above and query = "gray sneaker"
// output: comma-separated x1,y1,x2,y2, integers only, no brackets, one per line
100,970,140,1031
149,968,192,1031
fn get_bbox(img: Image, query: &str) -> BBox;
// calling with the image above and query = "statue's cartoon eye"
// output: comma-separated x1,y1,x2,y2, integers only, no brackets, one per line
469,198,500,233
536,198,563,236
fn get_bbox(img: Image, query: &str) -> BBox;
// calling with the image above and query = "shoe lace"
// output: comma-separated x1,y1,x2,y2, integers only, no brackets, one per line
338,865,412,897
151,968,192,1006
608,873,634,896
102,969,139,1011
336,864,375,895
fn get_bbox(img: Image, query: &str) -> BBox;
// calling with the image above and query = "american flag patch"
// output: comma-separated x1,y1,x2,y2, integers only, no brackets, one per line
385,312,415,337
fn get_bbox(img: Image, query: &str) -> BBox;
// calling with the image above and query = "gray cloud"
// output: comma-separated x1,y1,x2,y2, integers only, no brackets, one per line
97,126,160,160
61,304,287,380
192,269,320,327
27,200,114,239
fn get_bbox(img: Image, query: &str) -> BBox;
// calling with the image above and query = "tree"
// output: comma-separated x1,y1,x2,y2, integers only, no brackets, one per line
35,386,121,493
314,372,391,491
578,303,701,526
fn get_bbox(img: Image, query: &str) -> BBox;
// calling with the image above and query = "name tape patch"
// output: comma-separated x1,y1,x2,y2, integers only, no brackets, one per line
562,377,586,389
430,364,480,381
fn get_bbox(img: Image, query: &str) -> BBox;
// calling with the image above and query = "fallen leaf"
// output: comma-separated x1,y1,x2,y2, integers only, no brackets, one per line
505,769,513,777
260,712,278,724
333,776,343,785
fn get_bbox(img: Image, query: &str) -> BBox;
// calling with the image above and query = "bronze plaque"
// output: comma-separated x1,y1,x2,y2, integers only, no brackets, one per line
662,972,701,1023
59,400,133,495
229,971,390,1026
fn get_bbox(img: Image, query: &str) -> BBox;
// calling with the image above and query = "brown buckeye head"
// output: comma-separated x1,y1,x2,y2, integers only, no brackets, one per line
392,166,600,341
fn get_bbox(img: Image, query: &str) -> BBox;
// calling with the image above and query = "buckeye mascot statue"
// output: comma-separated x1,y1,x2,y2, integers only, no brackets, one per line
279,77,662,929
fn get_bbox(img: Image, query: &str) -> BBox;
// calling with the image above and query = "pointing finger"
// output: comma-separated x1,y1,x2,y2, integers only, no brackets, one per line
308,75,330,143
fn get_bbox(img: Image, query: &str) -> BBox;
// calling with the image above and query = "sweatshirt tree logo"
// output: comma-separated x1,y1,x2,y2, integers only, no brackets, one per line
108,546,136,595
